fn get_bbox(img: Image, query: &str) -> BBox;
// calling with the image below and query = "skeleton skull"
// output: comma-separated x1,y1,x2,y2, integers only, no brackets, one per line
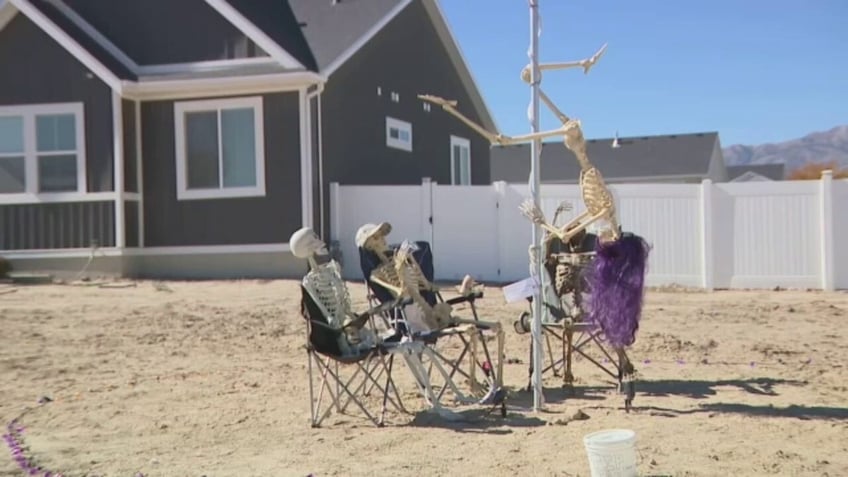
290,227,328,259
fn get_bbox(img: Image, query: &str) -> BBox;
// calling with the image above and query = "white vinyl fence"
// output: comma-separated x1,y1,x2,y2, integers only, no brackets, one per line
329,172,848,291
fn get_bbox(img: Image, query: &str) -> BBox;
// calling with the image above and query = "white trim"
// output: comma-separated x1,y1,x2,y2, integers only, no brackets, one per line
136,57,279,76
0,102,87,198
43,0,138,74
0,191,115,205
112,92,126,248
203,0,305,71
7,0,123,92
0,1,18,31
322,0,413,77
386,116,412,152
125,243,291,256
121,72,324,101
135,100,144,248
449,135,471,185
122,192,140,201
1,242,292,259
173,96,266,201
299,88,313,229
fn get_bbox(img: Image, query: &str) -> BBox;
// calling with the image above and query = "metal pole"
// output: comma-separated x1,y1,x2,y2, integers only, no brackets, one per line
527,0,544,411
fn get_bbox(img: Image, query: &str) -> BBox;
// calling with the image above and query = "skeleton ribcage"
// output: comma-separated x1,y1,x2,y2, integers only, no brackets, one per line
371,260,428,298
580,167,615,216
303,262,352,327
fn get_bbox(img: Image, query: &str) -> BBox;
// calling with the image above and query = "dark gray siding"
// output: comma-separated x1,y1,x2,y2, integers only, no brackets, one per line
319,1,491,234
0,14,114,192
63,0,269,65
141,92,303,247
123,99,138,193
124,201,139,248
0,202,115,250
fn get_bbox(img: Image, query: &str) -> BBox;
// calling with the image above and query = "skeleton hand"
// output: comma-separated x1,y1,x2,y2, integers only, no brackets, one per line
519,199,546,225
417,94,457,109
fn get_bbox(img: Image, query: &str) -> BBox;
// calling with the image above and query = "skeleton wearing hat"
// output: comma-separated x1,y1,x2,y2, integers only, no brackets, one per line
357,223,482,332
291,227,375,355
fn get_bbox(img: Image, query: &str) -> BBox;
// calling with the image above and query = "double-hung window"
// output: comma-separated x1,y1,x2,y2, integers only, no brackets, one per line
0,103,86,196
450,135,471,185
174,96,265,200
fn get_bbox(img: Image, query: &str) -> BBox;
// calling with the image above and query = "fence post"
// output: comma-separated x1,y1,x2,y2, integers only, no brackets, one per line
700,179,715,291
493,181,507,281
421,177,435,251
329,182,340,242
820,170,835,291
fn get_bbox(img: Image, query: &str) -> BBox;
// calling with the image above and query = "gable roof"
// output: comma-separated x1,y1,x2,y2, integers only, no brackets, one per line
491,132,721,183
1,0,320,94
1,0,495,125
288,0,497,132
727,163,785,181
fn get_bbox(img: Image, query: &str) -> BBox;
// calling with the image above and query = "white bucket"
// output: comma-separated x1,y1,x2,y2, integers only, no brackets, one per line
583,428,638,477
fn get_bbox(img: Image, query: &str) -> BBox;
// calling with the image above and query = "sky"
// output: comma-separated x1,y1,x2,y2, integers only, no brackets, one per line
439,0,848,147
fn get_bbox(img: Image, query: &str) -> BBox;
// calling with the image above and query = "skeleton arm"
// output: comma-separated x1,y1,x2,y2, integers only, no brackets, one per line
520,43,608,79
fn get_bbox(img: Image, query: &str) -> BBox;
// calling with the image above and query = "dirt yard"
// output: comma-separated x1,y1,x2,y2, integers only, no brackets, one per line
1,279,846,477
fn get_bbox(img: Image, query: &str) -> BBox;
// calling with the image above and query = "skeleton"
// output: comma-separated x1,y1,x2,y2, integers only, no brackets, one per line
358,223,476,332
419,43,620,248
354,224,506,412
419,42,636,387
291,227,375,356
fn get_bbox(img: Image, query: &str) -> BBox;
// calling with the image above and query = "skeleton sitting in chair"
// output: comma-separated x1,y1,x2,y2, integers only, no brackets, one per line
291,227,378,356
355,222,479,334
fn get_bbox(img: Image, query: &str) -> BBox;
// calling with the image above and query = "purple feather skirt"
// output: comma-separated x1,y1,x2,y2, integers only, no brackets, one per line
585,233,651,348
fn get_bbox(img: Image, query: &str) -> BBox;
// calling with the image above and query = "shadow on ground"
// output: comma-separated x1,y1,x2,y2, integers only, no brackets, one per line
633,403,848,421
635,377,807,399
405,405,547,434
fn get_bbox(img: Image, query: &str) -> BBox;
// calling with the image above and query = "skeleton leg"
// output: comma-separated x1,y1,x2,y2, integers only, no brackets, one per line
418,94,509,145
549,210,592,241
560,210,610,243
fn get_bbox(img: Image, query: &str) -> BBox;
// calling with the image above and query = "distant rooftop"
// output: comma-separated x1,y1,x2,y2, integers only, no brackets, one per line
726,164,785,181
491,131,722,183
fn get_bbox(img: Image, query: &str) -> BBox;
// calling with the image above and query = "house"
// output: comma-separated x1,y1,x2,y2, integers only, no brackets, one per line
490,131,728,184
726,164,785,182
0,0,495,279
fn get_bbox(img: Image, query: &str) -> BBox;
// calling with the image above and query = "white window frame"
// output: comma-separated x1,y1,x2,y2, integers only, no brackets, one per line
450,135,471,185
386,116,412,152
0,102,87,200
174,96,266,201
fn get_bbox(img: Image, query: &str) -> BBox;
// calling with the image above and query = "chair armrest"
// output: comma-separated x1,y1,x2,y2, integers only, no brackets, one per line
445,289,484,305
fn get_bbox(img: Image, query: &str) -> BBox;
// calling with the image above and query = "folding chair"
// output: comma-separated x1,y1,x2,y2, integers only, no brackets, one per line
513,227,638,411
358,239,506,413
302,285,411,427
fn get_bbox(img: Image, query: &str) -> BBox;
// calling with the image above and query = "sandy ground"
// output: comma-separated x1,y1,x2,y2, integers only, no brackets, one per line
1,278,847,477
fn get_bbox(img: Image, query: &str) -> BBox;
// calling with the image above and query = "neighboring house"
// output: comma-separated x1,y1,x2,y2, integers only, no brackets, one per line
490,131,728,184
726,164,785,182
0,0,495,278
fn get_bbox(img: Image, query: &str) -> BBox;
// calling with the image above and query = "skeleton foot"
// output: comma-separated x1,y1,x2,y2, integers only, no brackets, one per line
417,94,457,108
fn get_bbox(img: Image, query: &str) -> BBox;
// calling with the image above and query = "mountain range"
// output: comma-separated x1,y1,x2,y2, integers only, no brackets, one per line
722,125,848,176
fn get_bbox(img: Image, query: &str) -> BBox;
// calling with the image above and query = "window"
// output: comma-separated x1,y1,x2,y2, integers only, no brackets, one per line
450,135,471,185
0,103,85,195
386,117,412,152
174,96,265,200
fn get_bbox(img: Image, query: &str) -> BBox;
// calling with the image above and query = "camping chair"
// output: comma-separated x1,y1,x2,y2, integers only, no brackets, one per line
301,285,410,427
513,224,637,411
358,240,505,408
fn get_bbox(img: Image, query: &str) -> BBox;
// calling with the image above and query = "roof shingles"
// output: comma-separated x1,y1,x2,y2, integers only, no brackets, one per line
491,132,721,183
